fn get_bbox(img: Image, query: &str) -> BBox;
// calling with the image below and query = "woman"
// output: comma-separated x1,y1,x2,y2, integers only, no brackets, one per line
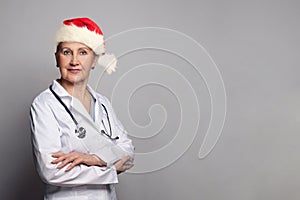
30,17,134,200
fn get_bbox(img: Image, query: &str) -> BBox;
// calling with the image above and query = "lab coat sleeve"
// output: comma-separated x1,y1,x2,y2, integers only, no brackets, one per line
102,96,135,161
30,96,118,187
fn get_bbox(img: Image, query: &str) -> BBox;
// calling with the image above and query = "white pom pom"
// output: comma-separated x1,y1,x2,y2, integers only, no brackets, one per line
98,53,117,74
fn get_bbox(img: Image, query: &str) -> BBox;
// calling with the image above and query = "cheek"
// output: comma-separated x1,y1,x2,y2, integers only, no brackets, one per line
59,67,67,75
58,56,70,66
80,57,95,68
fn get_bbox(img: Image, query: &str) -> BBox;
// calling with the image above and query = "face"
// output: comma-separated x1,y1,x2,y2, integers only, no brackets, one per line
55,42,98,85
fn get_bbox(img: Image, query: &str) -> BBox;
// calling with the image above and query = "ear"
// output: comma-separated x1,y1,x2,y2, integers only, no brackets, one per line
92,55,99,69
55,43,62,68
55,52,60,68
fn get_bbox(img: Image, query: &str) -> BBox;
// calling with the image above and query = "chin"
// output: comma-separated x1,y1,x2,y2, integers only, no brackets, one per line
62,77,85,85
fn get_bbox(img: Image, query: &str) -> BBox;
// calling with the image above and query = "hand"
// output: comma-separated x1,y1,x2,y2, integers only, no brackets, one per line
114,156,134,174
51,152,107,172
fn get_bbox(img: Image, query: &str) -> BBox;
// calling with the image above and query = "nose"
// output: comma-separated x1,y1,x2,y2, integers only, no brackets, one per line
70,54,79,66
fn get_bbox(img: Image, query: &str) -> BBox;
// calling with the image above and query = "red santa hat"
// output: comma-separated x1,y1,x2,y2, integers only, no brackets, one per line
54,17,117,74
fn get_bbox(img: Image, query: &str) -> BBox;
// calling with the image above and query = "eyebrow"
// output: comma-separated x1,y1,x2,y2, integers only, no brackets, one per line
61,47,91,51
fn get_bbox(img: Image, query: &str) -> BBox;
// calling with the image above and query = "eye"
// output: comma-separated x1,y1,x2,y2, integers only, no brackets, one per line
79,50,88,55
62,50,71,55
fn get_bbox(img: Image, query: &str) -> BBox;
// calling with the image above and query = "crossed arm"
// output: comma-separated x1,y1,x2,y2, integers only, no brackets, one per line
51,152,133,174
31,95,134,185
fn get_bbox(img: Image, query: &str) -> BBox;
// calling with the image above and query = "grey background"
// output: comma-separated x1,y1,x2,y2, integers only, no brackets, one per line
0,0,299,199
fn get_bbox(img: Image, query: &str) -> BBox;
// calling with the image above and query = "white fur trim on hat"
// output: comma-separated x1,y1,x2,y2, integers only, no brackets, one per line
98,54,117,74
54,24,105,55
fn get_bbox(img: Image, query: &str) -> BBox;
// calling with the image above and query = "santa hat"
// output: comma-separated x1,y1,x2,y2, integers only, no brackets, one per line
54,17,117,74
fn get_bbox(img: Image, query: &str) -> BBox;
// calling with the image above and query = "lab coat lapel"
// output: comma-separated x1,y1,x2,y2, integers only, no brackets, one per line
71,97,100,130
70,97,127,166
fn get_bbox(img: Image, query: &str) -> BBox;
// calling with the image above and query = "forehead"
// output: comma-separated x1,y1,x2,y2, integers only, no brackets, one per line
60,42,91,50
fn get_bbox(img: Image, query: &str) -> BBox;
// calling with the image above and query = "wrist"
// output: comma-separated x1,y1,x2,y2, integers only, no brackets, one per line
92,154,107,167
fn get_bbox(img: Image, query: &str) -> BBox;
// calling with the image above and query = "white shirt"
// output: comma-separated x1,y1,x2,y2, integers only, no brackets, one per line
30,80,134,200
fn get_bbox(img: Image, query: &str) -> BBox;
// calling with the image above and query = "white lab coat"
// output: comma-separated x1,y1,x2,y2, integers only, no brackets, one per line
30,80,134,200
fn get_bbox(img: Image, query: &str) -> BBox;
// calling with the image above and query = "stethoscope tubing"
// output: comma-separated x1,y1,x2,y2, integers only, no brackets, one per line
49,85,118,140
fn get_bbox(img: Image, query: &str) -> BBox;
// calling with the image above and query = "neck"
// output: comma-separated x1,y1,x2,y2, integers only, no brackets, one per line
57,78,92,113
57,79,89,101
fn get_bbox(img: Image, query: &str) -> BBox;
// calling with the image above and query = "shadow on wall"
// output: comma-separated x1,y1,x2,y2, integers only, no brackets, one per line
0,65,52,199
0,98,45,199
1,137,45,199
12,163,44,200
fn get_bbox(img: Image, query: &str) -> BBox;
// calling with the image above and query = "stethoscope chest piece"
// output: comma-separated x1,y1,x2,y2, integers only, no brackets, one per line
75,127,86,139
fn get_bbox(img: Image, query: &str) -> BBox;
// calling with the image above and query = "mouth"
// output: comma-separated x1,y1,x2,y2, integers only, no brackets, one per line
67,69,81,74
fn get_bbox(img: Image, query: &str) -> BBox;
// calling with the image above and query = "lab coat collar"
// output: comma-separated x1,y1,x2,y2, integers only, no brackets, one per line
86,84,98,103
51,80,72,98
50,80,102,129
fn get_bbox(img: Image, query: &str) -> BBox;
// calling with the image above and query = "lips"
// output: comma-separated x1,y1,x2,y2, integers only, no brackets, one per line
67,69,81,74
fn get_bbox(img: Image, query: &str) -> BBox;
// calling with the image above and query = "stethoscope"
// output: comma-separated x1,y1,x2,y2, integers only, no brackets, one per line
49,85,119,141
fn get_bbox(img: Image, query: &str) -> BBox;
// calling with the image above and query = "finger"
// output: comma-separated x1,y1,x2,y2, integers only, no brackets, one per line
117,164,134,174
57,160,72,169
122,164,134,171
125,164,134,169
51,152,65,158
51,155,68,164
65,163,75,172
57,156,77,169
51,152,67,164
54,151,77,158
114,156,130,169
65,161,77,172
120,155,131,165
65,158,84,171
51,157,64,164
